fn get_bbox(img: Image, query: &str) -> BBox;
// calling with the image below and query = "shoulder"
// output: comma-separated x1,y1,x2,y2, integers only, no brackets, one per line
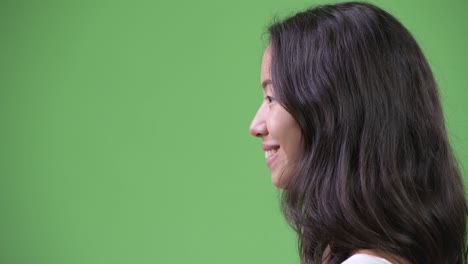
341,253,392,264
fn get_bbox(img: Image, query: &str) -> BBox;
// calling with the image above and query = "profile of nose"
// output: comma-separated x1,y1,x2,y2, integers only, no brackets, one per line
249,108,268,138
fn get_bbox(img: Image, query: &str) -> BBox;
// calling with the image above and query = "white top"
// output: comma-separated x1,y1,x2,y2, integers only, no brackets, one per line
341,253,392,264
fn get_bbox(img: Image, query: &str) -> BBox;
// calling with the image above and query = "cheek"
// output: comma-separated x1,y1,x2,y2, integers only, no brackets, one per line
279,116,302,160
265,109,286,139
267,107,302,155
284,126,302,160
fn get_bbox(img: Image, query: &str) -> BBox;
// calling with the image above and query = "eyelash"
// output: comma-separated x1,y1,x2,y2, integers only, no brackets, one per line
265,96,274,103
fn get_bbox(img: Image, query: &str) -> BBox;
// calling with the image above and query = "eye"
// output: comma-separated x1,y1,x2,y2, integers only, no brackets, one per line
265,96,274,103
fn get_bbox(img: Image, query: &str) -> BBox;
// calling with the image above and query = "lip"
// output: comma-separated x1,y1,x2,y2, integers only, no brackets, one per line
266,148,279,168
261,142,280,151
262,142,280,168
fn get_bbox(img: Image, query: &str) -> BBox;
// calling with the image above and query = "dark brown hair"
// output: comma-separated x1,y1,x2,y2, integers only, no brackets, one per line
267,2,467,263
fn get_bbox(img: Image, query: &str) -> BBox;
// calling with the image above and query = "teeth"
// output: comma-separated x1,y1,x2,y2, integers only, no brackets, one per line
265,148,278,159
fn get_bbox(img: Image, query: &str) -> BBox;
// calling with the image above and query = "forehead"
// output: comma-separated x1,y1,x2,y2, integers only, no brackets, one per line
261,45,272,87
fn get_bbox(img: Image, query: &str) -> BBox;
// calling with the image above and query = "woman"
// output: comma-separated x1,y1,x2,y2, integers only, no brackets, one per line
249,2,467,264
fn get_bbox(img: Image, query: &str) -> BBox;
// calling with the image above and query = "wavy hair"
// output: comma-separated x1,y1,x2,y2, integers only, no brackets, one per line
266,2,467,264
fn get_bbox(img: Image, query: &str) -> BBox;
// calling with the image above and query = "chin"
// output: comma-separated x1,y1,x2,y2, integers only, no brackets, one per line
271,174,287,189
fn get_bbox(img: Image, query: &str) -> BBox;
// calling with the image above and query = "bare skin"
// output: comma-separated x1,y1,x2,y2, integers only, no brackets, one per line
353,249,411,264
322,247,411,264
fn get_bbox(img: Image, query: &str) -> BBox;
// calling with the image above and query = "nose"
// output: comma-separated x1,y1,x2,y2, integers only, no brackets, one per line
249,103,268,138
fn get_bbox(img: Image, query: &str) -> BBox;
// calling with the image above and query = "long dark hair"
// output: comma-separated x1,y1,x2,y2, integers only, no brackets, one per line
266,2,467,264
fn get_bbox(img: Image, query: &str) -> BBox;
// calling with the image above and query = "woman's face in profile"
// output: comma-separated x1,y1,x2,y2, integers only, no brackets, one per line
249,45,302,189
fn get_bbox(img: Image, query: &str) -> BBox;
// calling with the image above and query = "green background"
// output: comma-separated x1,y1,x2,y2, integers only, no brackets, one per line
1,0,466,263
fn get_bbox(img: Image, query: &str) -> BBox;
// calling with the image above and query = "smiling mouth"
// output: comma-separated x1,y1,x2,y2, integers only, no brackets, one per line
265,147,279,159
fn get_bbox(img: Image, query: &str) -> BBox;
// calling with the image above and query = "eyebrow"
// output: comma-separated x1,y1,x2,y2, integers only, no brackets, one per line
261,79,272,90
